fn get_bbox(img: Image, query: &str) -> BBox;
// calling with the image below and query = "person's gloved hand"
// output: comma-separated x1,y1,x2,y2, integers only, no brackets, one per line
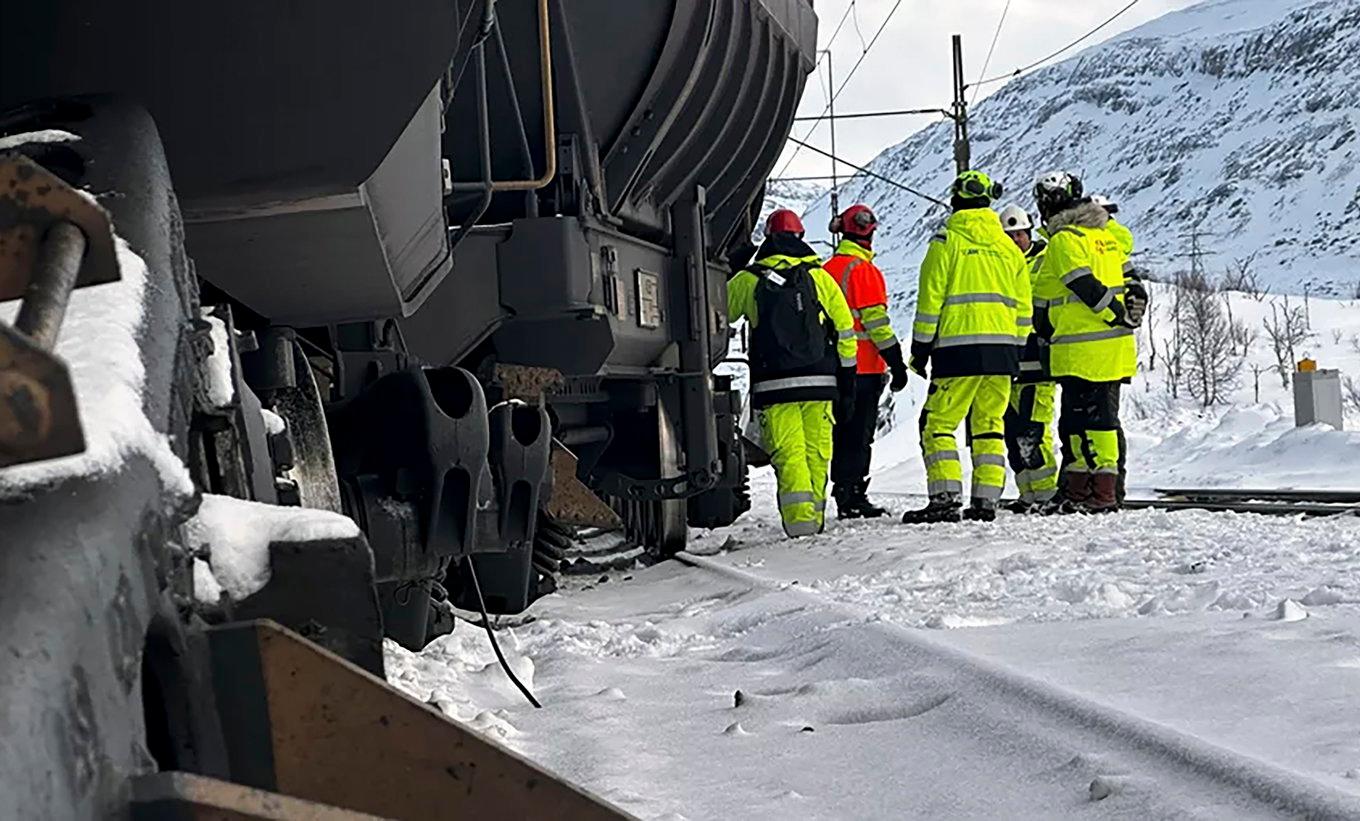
1106,298,1139,330
836,366,857,422
878,343,910,392
909,340,932,378
1124,280,1149,327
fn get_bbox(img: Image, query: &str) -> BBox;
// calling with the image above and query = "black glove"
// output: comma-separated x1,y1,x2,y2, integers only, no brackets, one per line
1106,298,1139,330
908,340,932,378
836,366,857,422
1124,280,1149,327
879,342,910,393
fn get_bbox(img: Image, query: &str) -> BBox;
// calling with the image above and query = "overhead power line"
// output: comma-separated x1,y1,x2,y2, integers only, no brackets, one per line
793,107,950,122
816,2,855,69
970,0,1141,89
776,0,907,179
850,0,868,51
783,136,948,209
971,0,1013,106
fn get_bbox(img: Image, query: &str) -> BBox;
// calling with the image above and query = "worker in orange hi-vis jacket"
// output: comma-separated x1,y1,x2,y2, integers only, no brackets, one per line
821,204,909,519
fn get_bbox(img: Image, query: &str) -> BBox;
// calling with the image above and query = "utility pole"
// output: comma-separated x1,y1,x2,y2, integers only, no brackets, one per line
951,34,970,175
824,49,840,233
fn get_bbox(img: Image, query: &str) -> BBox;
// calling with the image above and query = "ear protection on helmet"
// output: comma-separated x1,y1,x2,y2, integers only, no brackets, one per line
829,205,878,236
952,171,1003,201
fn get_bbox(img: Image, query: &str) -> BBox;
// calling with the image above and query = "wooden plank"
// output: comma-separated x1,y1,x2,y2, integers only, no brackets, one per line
130,772,386,820
208,620,634,821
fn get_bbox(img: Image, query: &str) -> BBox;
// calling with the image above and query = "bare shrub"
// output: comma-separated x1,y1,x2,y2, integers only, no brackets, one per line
1344,376,1360,414
1176,270,1244,407
1263,296,1312,389
1220,254,1266,301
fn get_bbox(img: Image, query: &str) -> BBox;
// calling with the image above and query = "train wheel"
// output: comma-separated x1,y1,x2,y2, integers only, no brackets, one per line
266,340,343,513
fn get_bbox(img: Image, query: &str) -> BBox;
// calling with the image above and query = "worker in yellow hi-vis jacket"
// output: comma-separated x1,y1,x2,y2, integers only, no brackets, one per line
902,171,1031,524
1090,193,1144,504
1033,173,1148,512
728,209,857,537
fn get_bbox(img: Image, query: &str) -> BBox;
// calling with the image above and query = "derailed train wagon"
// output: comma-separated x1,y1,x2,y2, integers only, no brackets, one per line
0,1,815,816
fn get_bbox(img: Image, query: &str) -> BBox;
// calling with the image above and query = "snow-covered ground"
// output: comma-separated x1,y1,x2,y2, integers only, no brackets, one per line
389,485,1360,818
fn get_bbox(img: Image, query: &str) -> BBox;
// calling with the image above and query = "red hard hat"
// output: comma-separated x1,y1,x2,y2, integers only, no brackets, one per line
832,204,877,238
765,208,805,237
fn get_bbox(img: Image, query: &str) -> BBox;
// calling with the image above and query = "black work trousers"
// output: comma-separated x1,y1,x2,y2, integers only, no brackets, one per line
1057,379,1126,497
831,374,886,489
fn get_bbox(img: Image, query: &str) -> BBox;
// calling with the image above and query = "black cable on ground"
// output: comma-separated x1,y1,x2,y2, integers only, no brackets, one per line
464,557,543,709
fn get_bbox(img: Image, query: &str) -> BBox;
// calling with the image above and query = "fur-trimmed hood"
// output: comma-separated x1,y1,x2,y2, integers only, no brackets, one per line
1046,201,1110,231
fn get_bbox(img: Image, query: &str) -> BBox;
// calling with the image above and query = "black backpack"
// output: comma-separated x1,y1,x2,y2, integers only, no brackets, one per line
749,263,830,373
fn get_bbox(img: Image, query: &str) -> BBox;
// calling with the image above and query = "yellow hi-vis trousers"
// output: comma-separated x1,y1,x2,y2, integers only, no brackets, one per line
1005,381,1058,504
919,376,1010,504
759,401,833,537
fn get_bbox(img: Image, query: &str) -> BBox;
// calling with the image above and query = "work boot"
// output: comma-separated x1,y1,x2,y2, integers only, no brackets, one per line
1004,498,1033,515
1084,473,1120,513
1039,474,1090,515
964,500,997,522
901,493,962,524
837,480,887,519
1060,471,1092,505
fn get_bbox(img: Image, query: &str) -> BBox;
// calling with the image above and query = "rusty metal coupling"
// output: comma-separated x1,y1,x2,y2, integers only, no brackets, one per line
0,153,120,468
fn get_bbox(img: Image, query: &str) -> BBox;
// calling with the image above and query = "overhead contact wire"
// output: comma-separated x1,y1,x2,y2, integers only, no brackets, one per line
970,0,1141,89
776,0,907,179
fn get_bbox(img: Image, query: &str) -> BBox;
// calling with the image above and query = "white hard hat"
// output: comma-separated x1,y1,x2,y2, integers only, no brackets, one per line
997,203,1033,232
1090,194,1119,215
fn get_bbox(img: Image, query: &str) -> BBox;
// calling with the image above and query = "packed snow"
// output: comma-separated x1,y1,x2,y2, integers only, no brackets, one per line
185,493,360,602
0,239,192,495
202,313,235,408
0,129,80,151
259,408,286,436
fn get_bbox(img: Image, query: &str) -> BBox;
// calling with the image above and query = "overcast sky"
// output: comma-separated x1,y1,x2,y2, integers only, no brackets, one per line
775,0,1203,181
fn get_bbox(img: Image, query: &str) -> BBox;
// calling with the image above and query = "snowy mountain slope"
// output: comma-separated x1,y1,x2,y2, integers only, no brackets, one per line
754,179,827,243
802,0,1360,299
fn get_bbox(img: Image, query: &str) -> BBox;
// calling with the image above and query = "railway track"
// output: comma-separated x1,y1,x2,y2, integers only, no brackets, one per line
670,550,1360,820
1124,488,1360,517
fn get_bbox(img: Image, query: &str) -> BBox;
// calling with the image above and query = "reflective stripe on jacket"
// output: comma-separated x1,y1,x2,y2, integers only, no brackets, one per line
1035,203,1136,382
729,250,857,407
913,208,1032,377
822,239,897,375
